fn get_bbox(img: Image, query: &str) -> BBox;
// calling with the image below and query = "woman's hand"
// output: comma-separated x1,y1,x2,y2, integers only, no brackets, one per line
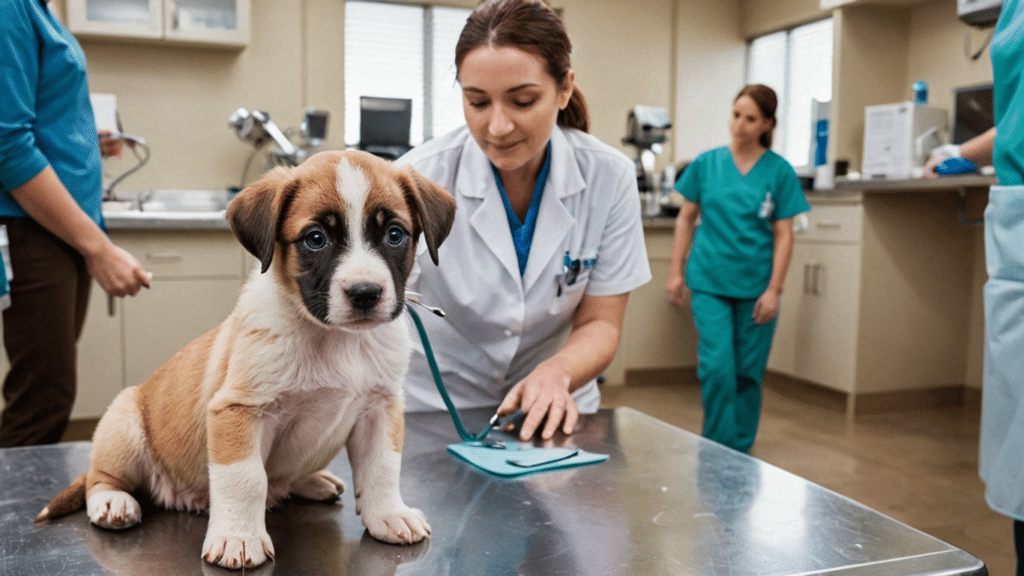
98,131,124,159
84,243,151,297
497,362,580,441
666,272,689,308
752,288,780,325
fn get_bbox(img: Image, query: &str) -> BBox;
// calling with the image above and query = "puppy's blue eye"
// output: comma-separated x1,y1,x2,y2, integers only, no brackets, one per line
386,226,407,247
303,230,327,250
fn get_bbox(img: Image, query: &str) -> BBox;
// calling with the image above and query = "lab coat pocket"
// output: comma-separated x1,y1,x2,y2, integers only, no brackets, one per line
550,270,589,317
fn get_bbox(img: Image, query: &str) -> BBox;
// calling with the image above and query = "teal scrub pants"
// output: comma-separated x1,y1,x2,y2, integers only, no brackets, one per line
689,289,777,453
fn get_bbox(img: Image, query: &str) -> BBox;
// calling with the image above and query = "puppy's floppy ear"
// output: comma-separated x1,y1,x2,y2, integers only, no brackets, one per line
226,167,293,273
401,167,456,266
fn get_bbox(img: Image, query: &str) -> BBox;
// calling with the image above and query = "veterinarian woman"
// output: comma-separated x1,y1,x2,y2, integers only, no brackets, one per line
397,0,650,442
922,1,1024,572
0,0,151,446
666,84,809,453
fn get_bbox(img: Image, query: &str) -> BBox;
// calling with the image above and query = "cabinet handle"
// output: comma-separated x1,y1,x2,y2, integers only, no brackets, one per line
812,263,822,296
816,221,841,230
147,252,182,263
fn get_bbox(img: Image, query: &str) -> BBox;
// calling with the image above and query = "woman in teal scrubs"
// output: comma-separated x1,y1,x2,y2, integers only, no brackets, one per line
667,84,809,453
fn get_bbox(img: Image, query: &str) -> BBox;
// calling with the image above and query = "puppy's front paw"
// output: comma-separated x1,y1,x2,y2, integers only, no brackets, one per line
87,490,141,530
290,470,346,502
363,505,430,545
202,530,275,569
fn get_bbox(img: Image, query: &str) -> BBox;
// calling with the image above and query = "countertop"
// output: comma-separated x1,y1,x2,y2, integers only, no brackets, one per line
1,407,986,575
102,210,230,231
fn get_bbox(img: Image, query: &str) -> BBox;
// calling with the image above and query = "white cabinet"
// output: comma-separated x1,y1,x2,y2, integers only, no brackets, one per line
768,201,863,394
604,225,699,385
67,0,250,48
73,229,247,419
767,191,981,414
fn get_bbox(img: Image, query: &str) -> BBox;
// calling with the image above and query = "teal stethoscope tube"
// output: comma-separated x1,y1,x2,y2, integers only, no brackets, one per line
407,304,499,443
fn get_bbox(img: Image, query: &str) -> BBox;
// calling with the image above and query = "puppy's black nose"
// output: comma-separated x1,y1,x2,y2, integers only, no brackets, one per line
346,283,383,311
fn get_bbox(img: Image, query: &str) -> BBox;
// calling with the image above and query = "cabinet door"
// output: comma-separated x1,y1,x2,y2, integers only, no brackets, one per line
766,251,806,375
122,277,241,387
74,281,125,419
164,0,250,47
790,242,861,393
67,0,163,40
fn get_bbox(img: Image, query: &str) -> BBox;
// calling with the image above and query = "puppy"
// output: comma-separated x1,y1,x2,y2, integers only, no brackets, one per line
36,150,457,570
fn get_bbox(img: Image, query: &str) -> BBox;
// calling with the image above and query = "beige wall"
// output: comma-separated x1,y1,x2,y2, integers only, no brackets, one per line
906,0,994,113
741,0,827,37
61,0,679,193
673,0,746,161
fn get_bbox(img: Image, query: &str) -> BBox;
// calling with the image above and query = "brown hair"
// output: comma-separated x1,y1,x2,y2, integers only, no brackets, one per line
455,0,589,133
735,84,778,149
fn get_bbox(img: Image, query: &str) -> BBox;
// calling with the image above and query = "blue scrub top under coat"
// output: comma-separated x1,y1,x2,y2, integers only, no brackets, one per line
492,141,552,276
676,146,809,299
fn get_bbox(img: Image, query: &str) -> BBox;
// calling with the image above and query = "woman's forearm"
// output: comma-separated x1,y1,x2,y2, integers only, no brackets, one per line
8,166,109,260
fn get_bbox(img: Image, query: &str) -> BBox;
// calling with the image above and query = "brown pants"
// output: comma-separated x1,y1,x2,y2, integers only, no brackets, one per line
0,217,91,447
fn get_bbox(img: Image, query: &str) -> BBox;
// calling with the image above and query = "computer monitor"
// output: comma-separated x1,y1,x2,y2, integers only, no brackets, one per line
951,83,994,145
359,96,412,159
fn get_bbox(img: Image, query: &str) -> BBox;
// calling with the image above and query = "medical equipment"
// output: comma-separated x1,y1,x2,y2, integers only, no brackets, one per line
406,300,501,444
405,298,609,475
228,107,331,184
958,0,1001,26
622,105,673,216
861,102,947,179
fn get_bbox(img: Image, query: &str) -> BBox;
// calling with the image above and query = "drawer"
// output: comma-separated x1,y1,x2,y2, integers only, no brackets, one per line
796,203,863,244
112,231,244,278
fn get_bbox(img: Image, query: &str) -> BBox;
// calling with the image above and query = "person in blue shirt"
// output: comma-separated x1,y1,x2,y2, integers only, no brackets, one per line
924,1,1024,572
667,84,809,453
0,0,151,446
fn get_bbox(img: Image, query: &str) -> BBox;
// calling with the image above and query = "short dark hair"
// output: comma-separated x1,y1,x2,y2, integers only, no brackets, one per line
455,0,589,132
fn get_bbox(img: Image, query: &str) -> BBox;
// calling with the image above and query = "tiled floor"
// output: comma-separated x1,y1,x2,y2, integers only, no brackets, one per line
600,371,1015,575
62,372,1015,574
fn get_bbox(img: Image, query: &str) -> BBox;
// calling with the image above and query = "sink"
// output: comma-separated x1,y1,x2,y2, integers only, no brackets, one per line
103,190,231,219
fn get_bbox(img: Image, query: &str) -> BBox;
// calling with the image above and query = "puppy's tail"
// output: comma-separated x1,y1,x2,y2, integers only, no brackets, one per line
35,472,87,522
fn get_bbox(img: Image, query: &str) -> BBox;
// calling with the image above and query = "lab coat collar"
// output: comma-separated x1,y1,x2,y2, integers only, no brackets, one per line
458,127,585,293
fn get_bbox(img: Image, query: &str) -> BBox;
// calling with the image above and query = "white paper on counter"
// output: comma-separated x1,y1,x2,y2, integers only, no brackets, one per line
90,93,118,133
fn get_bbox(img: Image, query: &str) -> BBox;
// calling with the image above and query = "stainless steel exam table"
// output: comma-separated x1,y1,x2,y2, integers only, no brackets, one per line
1,407,986,575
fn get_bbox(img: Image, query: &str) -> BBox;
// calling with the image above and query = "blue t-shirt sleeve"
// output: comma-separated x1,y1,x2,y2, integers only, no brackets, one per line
0,0,49,193
675,153,704,203
772,159,810,220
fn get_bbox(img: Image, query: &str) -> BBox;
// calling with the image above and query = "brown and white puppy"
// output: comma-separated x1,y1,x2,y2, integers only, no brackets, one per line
35,150,456,570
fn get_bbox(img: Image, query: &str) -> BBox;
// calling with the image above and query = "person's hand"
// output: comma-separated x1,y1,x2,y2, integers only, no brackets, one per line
922,143,962,180
85,242,151,297
497,363,579,441
753,288,780,325
98,131,124,159
666,272,689,308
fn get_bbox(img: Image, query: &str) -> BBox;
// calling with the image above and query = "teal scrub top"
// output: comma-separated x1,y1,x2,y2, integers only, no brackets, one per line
676,146,809,299
992,0,1024,185
0,0,104,225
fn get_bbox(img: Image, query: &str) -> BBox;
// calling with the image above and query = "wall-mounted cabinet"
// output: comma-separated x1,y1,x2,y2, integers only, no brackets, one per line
67,0,250,48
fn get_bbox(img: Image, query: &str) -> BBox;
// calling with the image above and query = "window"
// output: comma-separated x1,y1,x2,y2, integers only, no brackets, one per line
746,18,833,170
344,1,472,147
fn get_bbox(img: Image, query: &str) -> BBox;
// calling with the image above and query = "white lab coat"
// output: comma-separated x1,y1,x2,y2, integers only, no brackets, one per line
396,125,651,414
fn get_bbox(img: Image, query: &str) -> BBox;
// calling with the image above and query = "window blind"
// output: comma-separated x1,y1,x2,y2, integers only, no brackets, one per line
344,1,470,147
746,19,834,169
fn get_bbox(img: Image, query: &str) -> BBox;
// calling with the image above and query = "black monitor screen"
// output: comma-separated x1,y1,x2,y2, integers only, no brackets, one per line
359,96,412,148
951,84,994,145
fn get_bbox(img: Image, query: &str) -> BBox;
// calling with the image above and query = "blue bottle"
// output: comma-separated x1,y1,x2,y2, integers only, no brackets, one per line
913,80,928,105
